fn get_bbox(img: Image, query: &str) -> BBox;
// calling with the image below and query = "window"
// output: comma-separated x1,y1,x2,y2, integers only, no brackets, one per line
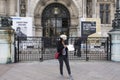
100,3,110,24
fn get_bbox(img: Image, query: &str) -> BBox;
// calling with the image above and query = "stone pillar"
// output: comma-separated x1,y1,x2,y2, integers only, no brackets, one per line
16,0,20,16
83,0,86,18
109,31,120,61
0,17,14,64
92,0,97,18
108,0,120,61
0,28,14,64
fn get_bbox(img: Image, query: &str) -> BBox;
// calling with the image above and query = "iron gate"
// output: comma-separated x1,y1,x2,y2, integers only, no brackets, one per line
15,37,111,62
65,37,111,61
15,37,58,62
15,37,43,62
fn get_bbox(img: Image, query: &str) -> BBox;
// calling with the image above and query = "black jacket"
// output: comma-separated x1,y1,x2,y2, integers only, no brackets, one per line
74,38,81,46
57,40,68,58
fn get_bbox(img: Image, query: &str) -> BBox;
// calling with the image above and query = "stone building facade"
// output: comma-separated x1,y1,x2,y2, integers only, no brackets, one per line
0,0,116,37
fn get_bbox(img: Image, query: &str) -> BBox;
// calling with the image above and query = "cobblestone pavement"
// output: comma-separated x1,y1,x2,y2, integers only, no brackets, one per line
0,60,120,80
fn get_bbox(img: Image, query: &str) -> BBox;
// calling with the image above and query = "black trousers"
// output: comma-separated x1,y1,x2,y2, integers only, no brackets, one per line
58,55,71,75
74,45,81,57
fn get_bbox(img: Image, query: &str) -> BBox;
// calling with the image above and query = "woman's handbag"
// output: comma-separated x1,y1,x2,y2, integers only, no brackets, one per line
54,52,59,59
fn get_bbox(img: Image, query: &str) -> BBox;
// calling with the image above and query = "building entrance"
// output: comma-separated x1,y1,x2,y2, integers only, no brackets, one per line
42,3,70,37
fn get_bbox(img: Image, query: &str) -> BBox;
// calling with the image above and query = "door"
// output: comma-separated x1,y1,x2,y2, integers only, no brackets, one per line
42,3,70,47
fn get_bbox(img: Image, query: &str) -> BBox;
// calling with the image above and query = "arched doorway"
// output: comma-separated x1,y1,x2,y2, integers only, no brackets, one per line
42,3,70,37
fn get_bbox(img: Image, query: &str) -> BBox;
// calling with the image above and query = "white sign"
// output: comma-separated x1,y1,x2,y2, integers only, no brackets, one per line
67,44,75,51
12,17,33,36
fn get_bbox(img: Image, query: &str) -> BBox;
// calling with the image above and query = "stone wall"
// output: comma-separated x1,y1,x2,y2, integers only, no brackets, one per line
0,0,116,37
0,0,16,16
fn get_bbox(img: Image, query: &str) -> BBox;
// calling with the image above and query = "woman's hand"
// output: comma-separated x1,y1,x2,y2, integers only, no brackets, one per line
62,41,67,48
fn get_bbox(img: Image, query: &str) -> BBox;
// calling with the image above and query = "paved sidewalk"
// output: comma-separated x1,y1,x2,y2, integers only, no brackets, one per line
0,60,120,80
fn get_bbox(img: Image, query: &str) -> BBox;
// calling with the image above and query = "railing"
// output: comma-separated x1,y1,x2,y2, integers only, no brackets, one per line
15,37,111,62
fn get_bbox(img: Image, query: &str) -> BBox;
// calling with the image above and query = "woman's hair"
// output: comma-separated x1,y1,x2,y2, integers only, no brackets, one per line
60,34,67,40
59,38,63,43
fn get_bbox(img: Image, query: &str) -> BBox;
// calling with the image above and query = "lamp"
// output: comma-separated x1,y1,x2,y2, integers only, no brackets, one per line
53,7,60,15
112,0,120,31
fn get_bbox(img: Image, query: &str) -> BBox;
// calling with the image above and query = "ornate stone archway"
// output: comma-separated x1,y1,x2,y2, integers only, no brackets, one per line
34,0,79,37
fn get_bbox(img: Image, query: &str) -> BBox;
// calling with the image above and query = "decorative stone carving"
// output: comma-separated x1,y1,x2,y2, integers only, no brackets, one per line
86,0,92,18
20,0,26,17
112,0,120,30
0,17,12,27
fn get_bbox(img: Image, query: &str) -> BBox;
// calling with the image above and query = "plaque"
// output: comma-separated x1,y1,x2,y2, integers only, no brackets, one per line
81,21,96,37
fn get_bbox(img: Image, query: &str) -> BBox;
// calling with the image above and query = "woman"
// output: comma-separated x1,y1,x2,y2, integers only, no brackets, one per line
57,35,73,80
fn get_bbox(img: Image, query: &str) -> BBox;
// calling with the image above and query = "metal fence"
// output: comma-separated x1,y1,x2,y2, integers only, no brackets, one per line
15,37,111,62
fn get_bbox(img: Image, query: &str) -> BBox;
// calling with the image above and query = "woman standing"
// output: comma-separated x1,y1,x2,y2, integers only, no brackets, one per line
57,35,73,80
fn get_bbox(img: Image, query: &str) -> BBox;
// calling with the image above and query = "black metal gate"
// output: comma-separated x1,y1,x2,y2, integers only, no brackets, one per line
68,37,111,61
15,37,43,62
15,37,58,62
15,37,111,62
